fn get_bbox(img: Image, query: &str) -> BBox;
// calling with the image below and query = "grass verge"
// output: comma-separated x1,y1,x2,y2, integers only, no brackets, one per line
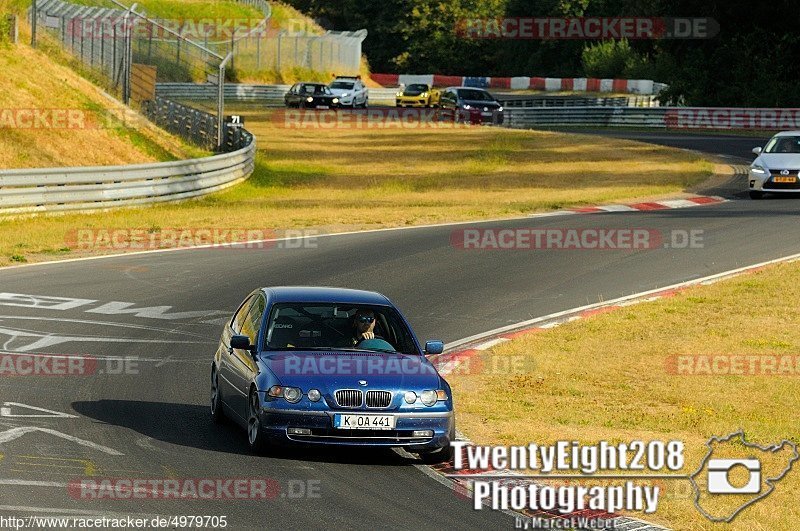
0,110,714,266
446,261,800,530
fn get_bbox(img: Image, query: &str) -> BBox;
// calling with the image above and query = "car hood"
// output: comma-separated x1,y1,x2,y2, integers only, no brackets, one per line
757,153,800,169
260,350,441,391
328,88,352,96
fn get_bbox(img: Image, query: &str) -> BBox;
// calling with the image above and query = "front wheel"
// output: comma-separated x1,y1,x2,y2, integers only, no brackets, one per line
210,368,225,424
247,389,268,454
749,191,764,199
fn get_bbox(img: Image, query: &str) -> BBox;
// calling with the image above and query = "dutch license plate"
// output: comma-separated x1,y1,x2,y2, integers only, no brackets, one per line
334,414,395,430
774,176,796,183
481,111,492,117
317,105,330,109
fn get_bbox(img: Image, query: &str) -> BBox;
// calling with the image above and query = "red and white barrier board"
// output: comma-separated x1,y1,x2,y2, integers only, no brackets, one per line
371,73,660,94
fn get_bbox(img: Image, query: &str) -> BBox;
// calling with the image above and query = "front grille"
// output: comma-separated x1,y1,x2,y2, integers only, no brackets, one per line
365,390,392,408
769,169,800,174
334,389,363,408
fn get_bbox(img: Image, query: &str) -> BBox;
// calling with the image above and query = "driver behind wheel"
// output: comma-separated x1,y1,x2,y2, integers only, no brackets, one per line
352,308,379,346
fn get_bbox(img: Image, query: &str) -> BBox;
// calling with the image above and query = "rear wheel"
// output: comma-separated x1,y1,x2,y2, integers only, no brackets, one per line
247,389,268,454
749,191,764,199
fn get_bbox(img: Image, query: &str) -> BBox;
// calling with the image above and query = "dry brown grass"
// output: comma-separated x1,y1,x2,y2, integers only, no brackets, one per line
0,107,714,265
447,262,800,530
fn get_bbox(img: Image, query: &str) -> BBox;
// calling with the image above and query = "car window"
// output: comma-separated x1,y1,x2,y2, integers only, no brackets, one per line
264,303,418,354
330,81,354,90
241,295,266,344
457,89,493,101
764,136,800,154
231,295,255,333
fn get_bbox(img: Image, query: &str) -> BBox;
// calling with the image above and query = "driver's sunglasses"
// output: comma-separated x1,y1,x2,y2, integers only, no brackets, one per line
357,316,375,324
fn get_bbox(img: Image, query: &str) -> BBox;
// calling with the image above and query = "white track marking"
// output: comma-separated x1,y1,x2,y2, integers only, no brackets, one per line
0,427,122,455
0,403,77,419
445,250,800,352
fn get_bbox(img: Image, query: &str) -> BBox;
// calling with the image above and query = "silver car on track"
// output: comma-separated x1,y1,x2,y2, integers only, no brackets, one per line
749,131,800,199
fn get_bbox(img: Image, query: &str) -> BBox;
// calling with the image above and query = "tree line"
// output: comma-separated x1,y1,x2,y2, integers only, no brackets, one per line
282,0,799,106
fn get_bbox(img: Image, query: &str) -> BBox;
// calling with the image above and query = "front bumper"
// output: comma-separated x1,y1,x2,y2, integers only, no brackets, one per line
258,407,454,451
396,97,430,108
749,170,800,193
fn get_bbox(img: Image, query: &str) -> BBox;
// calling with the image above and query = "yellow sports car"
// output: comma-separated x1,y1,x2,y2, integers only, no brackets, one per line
395,84,441,108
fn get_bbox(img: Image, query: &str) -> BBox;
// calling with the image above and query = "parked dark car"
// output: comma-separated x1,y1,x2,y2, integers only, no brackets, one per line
211,286,454,464
438,87,504,125
284,83,341,109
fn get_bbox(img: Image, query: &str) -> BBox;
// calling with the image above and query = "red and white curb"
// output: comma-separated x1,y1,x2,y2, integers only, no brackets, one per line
420,249,800,530
539,195,727,218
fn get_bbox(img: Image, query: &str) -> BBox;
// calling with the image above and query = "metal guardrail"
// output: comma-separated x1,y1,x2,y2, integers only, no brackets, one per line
496,95,659,108
505,107,669,128
0,135,256,215
156,83,398,105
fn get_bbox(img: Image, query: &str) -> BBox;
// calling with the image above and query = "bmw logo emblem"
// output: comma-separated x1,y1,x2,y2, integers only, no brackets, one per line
358,380,367,386
781,170,790,175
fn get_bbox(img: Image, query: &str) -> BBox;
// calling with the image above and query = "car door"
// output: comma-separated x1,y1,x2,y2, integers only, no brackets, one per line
219,295,255,415
286,84,297,106
228,294,266,418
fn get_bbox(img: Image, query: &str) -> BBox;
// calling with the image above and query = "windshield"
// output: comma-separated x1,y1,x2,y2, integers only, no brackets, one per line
264,303,419,354
330,82,354,90
764,136,800,154
300,85,330,95
405,84,429,93
457,89,493,101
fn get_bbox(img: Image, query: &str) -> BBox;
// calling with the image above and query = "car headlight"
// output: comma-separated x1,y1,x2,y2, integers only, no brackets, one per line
332,98,339,104
268,385,303,403
420,390,438,406
421,92,429,98
283,387,302,403
404,391,417,404
306,97,314,103
307,389,321,402
751,165,767,174
498,106,504,112
462,104,472,110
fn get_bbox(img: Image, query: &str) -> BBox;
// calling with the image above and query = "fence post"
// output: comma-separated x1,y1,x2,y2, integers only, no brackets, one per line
122,4,137,105
276,31,282,71
30,0,37,47
217,52,232,150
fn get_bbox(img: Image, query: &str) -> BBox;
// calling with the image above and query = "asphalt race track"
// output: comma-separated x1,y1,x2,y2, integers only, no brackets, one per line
0,131,795,529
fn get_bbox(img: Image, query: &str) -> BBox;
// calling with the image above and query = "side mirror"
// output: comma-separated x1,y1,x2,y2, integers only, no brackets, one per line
230,335,253,351
424,340,444,355
752,147,762,155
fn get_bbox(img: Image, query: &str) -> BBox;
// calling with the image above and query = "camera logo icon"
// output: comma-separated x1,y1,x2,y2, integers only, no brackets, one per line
706,459,761,495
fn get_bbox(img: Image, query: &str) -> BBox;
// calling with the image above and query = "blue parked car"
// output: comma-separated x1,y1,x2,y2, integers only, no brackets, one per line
211,287,454,463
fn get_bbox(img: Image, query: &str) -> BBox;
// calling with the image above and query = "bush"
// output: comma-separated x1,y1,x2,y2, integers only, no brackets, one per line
582,39,641,79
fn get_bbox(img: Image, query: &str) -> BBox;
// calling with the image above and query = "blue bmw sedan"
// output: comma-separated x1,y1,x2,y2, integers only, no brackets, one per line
211,287,454,463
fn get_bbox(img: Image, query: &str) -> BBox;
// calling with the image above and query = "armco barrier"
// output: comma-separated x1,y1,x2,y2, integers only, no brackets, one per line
155,83,399,105
506,107,800,130
0,134,256,215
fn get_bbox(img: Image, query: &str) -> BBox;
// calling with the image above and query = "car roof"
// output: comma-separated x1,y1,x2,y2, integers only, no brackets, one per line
298,82,326,87
261,286,391,305
773,131,800,136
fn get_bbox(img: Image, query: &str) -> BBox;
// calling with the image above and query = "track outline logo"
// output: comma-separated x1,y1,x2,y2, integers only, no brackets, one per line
689,430,799,522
